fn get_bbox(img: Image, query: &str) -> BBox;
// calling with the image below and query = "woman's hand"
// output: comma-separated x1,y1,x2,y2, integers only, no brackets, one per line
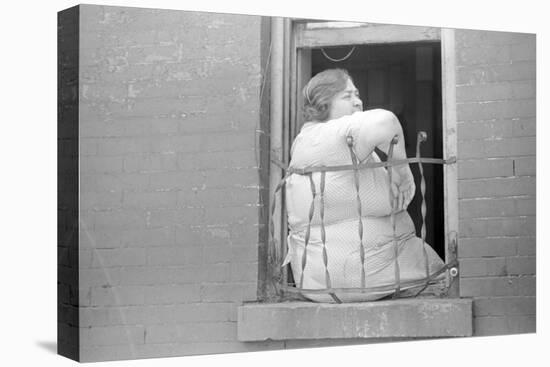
390,165,415,212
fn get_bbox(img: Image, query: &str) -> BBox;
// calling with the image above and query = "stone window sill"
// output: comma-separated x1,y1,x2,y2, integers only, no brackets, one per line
237,298,472,341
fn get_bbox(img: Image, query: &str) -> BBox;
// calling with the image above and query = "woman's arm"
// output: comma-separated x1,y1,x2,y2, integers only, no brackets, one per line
354,109,415,211
354,109,406,159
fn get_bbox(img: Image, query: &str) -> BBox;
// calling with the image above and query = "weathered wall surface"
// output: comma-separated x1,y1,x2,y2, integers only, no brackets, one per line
455,29,536,335
58,5,80,361
58,6,536,361
76,5,278,361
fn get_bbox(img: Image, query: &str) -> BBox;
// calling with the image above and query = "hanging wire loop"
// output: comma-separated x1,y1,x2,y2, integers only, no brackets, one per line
321,46,356,62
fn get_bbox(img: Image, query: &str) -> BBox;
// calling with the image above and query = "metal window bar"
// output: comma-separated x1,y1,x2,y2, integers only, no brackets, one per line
319,170,342,303
269,171,291,289
298,173,316,290
386,135,402,299
414,131,432,297
269,131,458,301
346,137,367,290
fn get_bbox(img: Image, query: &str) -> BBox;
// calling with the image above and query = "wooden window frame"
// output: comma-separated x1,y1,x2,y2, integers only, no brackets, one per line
264,19,459,300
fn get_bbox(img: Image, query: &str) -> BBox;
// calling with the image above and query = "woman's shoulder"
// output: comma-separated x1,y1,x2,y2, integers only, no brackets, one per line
307,109,395,130
292,109,397,147
337,109,396,124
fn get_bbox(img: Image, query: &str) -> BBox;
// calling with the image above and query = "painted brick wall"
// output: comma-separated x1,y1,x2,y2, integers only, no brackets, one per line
57,5,80,361
59,6,537,361
455,30,536,335
75,5,281,362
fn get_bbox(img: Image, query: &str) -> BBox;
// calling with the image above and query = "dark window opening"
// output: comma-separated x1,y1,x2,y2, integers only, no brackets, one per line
304,42,445,258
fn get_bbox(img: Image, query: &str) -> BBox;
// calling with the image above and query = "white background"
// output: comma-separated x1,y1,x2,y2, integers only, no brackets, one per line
0,0,546,366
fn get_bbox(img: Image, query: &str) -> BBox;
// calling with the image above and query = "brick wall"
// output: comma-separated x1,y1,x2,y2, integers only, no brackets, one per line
58,6,537,361
74,5,280,362
57,5,80,361
455,30,536,335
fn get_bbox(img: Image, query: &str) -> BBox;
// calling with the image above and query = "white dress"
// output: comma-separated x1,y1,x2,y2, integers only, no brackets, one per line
284,110,445,302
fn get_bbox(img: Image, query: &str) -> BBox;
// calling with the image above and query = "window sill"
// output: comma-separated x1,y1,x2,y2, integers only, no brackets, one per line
237,298,472,341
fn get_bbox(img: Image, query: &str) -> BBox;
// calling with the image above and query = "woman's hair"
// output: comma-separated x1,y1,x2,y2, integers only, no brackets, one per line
303,68,353,122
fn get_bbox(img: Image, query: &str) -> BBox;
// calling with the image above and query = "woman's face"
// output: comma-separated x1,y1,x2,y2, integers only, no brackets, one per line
327,78,363,120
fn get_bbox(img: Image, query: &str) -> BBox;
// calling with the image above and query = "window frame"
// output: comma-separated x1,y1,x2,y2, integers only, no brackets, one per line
264,19,459,301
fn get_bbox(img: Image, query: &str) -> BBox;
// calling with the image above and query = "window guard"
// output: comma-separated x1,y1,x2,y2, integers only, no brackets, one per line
269,130,458,303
